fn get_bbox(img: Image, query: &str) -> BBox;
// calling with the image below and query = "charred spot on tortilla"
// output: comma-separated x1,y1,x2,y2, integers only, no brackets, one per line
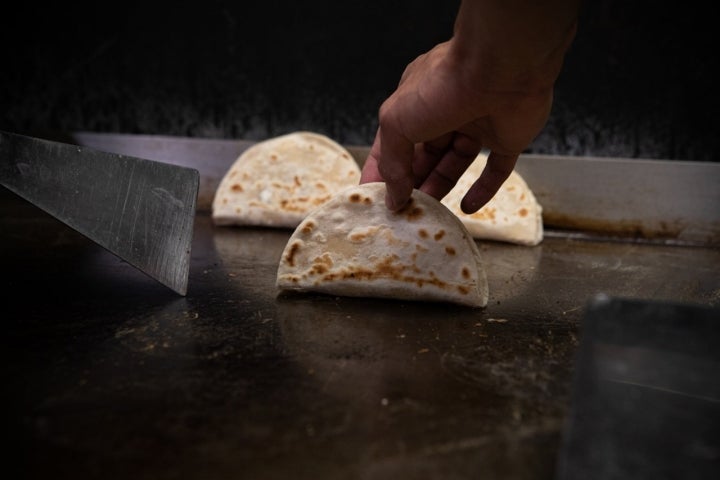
396,197,424,221
284,241,302,267
212,131,361,229
276,183,489,308
300,220,315,235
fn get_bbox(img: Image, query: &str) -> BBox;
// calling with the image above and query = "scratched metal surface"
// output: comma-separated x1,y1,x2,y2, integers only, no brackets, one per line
0,131,199,295
2,187,718,479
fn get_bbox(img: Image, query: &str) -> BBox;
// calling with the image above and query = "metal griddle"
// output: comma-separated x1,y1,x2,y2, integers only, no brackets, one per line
2,133,719,480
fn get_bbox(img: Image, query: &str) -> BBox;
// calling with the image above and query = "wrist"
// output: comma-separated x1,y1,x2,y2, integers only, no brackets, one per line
449,0,578,94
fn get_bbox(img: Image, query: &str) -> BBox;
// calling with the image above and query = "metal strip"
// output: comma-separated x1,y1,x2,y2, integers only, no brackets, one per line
515,154,720,246
71,132,720,246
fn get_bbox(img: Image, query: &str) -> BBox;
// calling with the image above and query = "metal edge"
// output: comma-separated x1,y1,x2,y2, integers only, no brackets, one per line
70,133,720,247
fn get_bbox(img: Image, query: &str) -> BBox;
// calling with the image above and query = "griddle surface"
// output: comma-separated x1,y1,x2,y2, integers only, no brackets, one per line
2,190,718,479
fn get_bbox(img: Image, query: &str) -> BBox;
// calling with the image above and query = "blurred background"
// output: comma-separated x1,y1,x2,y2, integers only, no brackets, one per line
2,0,718,161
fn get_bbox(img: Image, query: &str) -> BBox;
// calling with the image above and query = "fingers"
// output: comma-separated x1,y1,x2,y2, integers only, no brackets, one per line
460,151,518,214
418,133,482,200
360,124,486,210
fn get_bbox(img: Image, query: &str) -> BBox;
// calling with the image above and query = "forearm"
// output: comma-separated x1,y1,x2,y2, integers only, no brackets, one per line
450,0,581,93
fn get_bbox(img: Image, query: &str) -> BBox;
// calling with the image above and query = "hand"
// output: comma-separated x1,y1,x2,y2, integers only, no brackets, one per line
360,39,555,213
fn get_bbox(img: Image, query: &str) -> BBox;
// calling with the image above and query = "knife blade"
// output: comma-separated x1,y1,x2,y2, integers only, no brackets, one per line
0,130,199,295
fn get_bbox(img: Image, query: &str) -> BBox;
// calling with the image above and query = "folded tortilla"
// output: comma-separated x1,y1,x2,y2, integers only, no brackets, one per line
276,183,489,307
441,152,543,246
212,131,361,228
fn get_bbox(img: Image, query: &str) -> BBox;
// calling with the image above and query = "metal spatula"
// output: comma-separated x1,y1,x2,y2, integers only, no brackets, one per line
0,130,199,295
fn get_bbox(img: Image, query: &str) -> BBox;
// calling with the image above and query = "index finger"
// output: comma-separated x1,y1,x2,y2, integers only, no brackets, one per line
376,114,415,211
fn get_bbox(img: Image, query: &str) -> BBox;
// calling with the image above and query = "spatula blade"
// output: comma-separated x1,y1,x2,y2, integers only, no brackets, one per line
0,131,199,295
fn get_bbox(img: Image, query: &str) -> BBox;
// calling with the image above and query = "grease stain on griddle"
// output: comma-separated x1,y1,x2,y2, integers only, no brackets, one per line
542,213,696,243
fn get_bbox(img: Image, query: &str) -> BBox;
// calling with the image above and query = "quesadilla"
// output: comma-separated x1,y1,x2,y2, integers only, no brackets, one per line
276,182,489,307
441,152,544,246
212,131,361,228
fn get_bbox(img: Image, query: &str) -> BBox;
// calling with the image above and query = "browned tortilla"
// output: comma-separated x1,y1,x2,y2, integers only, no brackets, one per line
212,131,361,228
276,183,489,307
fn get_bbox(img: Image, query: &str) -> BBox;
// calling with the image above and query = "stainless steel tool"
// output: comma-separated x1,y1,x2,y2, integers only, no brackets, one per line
0,131,199,295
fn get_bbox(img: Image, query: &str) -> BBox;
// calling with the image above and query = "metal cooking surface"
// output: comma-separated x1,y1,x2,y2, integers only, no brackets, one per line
3,187,718,479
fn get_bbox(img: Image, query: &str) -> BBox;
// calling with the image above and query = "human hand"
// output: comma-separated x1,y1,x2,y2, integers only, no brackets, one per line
360,39,555,213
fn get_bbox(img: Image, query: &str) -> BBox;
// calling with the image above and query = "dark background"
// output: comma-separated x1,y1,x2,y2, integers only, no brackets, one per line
1,0,718,161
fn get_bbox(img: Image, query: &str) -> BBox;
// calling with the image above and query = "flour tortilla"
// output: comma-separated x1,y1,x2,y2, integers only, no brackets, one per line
276,183,489,307
212,131,361,228
441,152,543,246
